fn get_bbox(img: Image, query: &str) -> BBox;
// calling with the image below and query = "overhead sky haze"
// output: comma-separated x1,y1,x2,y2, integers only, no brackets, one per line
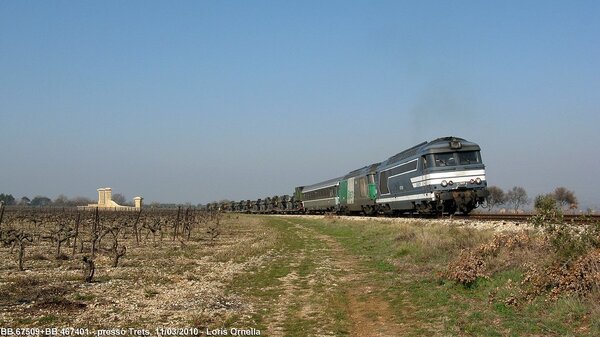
1,1,599,208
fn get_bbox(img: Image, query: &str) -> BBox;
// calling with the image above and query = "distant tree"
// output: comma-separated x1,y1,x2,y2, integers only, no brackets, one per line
506,186,529,212
112,193,127,205
19,197,31,206
30,196,52,207
0,193,16,205
553,187,577,209
486,186,506,211
53,194,69,206
71,196,92,206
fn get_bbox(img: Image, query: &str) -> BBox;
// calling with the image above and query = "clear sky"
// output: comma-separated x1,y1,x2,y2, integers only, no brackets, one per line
1,1,599,208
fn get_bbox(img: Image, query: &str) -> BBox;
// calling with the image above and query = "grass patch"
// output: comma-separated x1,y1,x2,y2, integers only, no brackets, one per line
73,292,96,301
38,315,59,324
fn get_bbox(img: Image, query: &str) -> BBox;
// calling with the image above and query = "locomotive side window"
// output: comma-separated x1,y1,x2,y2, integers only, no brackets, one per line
387,160,417,177
458,151,481,165
304,186,337,200
434,153,456,167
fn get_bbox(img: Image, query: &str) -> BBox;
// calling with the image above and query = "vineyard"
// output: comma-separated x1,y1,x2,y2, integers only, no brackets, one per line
0,207,222,273
0,206,269,329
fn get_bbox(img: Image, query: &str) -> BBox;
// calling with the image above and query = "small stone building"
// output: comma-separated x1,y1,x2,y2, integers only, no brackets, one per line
78,187,142,211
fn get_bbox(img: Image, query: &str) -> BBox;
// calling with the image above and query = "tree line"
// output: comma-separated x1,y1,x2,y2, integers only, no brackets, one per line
486,186,579,213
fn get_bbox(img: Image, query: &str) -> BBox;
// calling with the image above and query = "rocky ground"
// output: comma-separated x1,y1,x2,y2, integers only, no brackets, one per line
289,213,536,232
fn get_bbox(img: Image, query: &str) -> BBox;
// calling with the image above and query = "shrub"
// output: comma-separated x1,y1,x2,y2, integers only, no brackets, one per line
534,194,560,216
444,231,540,287
532,211,600,261
522,249,600,300
520,214,600,300
445,249,487,287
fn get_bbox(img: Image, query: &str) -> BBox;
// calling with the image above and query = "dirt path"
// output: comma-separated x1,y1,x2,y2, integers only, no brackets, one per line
268,219,406,337
266,221,332,336
310,229,406,337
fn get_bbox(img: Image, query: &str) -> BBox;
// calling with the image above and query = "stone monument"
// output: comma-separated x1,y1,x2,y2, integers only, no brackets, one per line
78,187,143,211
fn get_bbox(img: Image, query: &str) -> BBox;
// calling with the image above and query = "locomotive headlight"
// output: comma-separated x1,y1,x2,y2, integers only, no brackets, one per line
470,179,475,184
475,178,482,185
449,180,454,186
441,180,448,187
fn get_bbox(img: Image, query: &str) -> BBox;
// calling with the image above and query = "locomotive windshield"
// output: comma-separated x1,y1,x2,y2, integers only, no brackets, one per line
434,153,456,167
426,151,481,167
458,151,481,165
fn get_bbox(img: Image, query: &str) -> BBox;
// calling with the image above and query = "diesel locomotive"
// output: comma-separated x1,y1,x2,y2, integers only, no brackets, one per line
208,137,489,215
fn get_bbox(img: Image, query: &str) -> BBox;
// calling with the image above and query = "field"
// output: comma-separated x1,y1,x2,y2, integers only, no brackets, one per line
1,209,599,336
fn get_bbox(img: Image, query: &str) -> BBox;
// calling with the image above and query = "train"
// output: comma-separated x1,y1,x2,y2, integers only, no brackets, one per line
206,136,489,215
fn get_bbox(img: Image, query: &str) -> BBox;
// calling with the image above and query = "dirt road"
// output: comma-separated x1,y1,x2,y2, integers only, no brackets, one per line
258,218,406,337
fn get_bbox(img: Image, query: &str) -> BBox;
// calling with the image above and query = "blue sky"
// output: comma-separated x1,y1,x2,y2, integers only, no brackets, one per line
1,1,599,208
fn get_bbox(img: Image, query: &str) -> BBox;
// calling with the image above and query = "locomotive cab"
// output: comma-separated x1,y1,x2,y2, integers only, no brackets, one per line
418,139,488,214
